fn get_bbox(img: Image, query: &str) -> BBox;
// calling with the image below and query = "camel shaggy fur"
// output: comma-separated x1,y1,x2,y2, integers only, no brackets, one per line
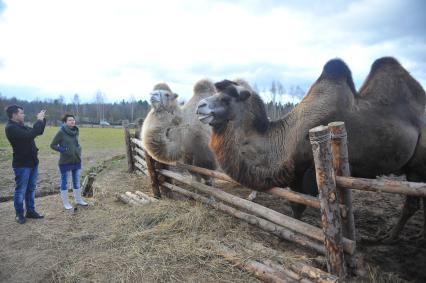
142,79,218,183
196,57,426,242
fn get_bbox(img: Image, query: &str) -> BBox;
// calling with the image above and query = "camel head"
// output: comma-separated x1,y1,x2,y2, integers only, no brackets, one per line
196,79,269,133
150,83,179,112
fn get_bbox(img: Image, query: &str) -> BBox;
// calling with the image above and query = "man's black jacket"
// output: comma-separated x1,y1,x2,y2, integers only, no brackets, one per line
5,119,46,168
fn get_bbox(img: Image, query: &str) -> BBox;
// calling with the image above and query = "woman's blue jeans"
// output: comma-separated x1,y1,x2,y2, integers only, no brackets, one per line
13,166,38,215
60,169,81,191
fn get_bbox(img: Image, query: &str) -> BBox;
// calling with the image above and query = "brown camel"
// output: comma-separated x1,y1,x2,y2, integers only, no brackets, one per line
142,80,218,184
196,57,426,242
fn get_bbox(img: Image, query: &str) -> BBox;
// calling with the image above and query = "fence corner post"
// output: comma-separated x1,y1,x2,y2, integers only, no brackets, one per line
122,119,135,173
309,125,346,279
329,121,365,277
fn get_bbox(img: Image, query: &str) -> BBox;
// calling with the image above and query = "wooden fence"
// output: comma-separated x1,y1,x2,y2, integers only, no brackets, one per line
123,120,426,281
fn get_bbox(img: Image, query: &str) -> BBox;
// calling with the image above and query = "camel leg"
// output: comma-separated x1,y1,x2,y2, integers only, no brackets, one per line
415,197,426,241
291,203,307,219
290,168,317,219
382,196,420,244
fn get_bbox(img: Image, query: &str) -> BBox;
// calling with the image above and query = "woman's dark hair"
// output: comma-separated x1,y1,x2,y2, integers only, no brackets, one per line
5,105,24,119
61,113,76,123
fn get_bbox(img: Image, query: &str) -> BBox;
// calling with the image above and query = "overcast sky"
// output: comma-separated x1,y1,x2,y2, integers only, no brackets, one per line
0,0,425,103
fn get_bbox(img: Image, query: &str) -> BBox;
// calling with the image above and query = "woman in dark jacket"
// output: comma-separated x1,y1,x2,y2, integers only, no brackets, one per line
50,114,87,209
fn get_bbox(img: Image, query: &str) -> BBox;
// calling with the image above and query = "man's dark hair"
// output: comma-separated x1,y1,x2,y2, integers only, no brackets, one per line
61,113,75,123
5,105,23,119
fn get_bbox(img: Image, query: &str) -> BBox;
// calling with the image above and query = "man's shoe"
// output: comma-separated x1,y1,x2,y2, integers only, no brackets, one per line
15,214,26,224
25,211,44,219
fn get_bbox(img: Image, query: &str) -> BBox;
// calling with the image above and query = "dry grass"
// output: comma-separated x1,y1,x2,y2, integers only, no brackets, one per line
0,158,412,283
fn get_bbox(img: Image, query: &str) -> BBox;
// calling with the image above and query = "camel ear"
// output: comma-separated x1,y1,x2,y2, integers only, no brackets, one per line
173,93,178,99
238,90,251,101
214,80,238,92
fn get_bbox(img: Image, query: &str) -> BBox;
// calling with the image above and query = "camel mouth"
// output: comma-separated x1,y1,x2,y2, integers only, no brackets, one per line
198,114,214,124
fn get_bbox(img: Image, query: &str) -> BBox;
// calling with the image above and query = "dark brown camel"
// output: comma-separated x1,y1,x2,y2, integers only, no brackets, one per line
196,57,426,242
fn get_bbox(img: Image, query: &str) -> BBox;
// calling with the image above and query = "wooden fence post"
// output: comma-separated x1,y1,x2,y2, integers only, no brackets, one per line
134,118,144,140
329,122,365,277
328,122,356,241
309,125,346,279
123,120,135,173
144,151,162,198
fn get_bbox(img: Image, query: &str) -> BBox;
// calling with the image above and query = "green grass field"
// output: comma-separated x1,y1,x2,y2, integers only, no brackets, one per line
0,123,125,161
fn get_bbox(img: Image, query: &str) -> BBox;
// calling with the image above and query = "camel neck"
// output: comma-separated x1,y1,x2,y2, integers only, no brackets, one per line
210,118,295,191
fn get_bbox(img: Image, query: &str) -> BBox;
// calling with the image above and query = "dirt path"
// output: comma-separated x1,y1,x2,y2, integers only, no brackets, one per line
0,149,124,201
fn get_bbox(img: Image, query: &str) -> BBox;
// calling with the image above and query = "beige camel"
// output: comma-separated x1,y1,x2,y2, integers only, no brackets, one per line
196,57,426,242
142,79,218,184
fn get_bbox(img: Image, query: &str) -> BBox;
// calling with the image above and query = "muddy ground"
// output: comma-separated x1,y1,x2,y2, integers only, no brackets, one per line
0,156,425,282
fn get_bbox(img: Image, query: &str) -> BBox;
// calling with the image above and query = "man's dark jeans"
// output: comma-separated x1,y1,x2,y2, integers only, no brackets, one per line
13,166,38,216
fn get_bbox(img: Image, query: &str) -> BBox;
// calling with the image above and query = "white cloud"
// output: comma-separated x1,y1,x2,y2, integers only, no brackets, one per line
0,0,424,102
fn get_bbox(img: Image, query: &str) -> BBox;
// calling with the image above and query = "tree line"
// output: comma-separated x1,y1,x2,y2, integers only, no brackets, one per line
0,94,151,125
1,80,301,124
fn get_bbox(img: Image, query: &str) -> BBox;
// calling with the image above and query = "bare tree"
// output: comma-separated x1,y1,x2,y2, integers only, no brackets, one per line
73,93,80,120
269,81,277,120
95,90,105,123
130,94,136,122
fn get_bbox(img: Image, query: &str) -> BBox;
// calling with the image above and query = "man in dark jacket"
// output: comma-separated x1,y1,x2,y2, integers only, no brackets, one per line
5,105,46,224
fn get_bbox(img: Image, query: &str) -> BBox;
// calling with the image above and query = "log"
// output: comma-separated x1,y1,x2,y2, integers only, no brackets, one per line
236,241,338,283
176,162,323,209
158,170,355,255
125,191,150,205
289,262,338,283
336,176,426,197
135,190,159,202
116,193,140,206
82,173,96,197
329,122,356,242
123,120,135,173
216,245,310,283
261,260,313,283
163,182,326,254
134,161,148,175
329,122,365,276
267,187,321,209
309,125,346,278
134,147,146,161
130,137,144,149
175,162,238,184
134,154,147,168
145,151,161,198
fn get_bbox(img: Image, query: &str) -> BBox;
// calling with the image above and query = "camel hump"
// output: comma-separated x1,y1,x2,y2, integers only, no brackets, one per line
319,58,356,94
193,79,216,97
233,78,254,92
370,57,401,74
153,82,172,92
360,57,425,117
